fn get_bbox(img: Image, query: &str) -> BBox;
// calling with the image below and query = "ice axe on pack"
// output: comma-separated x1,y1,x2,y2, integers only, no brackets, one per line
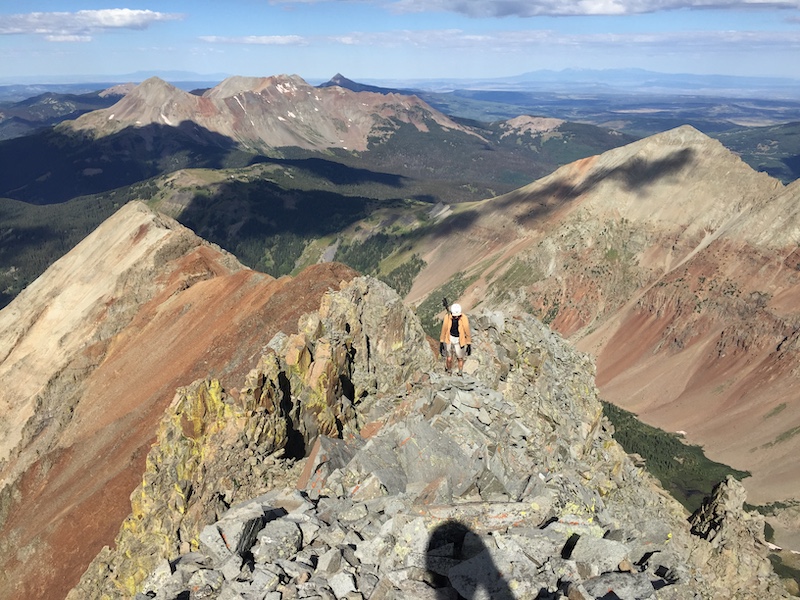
439,297,449,357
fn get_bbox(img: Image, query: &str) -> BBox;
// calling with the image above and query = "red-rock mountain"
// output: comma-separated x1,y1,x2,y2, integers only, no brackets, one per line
64,75,480,152
0,202,357,600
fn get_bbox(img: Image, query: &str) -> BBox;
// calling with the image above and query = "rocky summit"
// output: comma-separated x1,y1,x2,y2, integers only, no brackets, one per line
64,276,787,600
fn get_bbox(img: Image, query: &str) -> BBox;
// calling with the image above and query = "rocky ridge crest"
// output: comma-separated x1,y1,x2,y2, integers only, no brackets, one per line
67,277,786,599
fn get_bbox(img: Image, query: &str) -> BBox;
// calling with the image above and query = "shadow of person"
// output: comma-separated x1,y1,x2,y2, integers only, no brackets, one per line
425,519,516,600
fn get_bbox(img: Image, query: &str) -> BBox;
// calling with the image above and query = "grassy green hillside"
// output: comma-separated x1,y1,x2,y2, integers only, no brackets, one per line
602,401,751,513
0,194,120,306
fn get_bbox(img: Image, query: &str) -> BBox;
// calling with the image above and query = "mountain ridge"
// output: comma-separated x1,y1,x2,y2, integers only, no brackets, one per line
0,202,359,600
397,125,799,534
64,74,481,152
47,260,791,599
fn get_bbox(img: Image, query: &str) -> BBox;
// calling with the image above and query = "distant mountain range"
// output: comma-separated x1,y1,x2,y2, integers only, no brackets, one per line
391,68,800,97
4,71,799,183
4,67,800,97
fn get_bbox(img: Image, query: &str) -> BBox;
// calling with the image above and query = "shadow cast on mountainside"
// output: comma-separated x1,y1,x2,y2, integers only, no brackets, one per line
427,209,482,241
249,155,407,188
422,147,695,242
500,147,696,227
176,176,389,275
0,121,243,205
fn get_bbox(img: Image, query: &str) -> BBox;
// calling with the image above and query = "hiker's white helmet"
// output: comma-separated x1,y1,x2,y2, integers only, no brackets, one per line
450,303,462,316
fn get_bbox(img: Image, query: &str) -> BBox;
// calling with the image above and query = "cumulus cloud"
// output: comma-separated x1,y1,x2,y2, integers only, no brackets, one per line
0,9,183,41
270,0,800,17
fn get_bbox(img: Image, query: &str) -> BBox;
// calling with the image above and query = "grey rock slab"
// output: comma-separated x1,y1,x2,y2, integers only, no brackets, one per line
346,436,408,494
397,579,446,599
393,419,481,496
187,568,224,595
421,393,451,419
217,499,287,557
299,519,321,546
543,514,606,540
356,571,379,597
219,553,244,581
508,530,564,566
349,472,388,501
299,436,363,498
388,516,440,569
339,502,369,522
253,519,303,564
316,547,343,574
569,535,631,575
453,389,482,409
447,548,517,600
354,519,396,566
250,563,283,593
410,498,553,532
329,571,357,598
199,523,234,564
276,557,314,581
216,582,250,600
139,559,174,597
581,571,655,600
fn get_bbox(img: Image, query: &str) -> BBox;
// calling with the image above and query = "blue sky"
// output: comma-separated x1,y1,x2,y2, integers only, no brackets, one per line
1,1,799,84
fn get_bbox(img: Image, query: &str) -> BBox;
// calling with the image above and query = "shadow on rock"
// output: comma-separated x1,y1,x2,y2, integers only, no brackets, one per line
426,519,516,600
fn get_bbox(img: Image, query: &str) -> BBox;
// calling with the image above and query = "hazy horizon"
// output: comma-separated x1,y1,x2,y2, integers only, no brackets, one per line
2,2,800,84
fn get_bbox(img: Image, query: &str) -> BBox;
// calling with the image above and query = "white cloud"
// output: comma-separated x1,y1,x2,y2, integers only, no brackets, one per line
0,9,183,39
200,35,308,45
270,0,800,16
232,26,800,50
45,35,92,43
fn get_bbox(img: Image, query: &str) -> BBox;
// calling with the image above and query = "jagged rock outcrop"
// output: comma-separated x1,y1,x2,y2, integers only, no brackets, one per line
67,278,787,599
687,476,782,591
67,277,434,598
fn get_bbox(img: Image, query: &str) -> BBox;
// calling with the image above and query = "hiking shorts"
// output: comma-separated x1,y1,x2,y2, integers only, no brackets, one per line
446,336,465,360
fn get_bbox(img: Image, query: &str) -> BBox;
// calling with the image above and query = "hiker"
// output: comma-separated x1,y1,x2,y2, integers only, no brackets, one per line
440,302,471,376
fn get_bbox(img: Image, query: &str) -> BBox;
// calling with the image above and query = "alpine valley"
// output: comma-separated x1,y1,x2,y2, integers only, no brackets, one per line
1,73,799,599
